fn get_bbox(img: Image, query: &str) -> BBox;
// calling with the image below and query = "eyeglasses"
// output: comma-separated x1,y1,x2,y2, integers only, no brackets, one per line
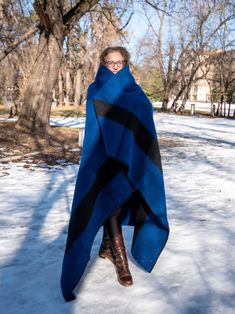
105,60,124,67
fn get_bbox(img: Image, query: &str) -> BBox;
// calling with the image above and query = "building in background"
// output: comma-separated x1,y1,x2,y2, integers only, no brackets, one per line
189,49,235,103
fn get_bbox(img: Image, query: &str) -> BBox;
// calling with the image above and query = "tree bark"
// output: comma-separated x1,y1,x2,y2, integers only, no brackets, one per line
179,88,190,114
17,13,64,132
171,87,184,111
74,66,82,106
58,67,64,106
0,0,5,28
65,66,73,106
161,87,170,111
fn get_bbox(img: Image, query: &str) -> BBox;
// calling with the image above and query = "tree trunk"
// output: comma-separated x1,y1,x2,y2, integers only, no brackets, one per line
161,96,169,111
171,89,184,112
161,84,171,111
228,102,231,117
17,17,64,132
178,89,189,114
65,66,72,106
58,67,64,106
216,94,223,116
74,66,82,106
177,84,191,113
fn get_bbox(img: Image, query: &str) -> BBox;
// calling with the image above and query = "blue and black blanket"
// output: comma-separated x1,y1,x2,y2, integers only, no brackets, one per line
60,64,169,301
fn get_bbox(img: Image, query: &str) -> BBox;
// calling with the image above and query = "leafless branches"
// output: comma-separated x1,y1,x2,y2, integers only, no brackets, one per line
141,0,235,111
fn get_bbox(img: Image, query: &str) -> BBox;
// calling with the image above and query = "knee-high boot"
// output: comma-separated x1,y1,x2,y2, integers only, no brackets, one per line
105,209,133,287
98,227,115,264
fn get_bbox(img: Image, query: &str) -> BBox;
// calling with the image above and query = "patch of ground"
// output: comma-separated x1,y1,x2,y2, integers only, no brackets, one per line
0,120,185,167
0,121,81,165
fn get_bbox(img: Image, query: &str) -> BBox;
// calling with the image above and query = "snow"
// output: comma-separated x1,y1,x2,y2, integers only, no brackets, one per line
50,116,85,128
0,113,235,314
153,101,235,116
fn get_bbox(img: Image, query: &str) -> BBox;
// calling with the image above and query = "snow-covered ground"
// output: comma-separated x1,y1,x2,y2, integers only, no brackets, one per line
0,113,235,314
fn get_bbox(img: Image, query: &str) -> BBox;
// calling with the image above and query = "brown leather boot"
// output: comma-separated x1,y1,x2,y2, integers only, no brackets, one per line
105,209,133,287
98,227,115,264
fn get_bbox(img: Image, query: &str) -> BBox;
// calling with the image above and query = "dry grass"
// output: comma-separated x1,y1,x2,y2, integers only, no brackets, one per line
0,104,86,118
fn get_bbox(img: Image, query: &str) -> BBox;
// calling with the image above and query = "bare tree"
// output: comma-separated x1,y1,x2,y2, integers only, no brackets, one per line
0,1,36,108
14,0,101,132
0,0,133,132
210,13,235,116
144,0,235,112
207,49,235,116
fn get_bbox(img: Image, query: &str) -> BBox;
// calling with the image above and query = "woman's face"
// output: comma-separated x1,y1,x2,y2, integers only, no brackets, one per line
104,51,125,74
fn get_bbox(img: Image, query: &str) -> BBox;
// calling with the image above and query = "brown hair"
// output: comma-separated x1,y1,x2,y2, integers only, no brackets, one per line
100,46,130,65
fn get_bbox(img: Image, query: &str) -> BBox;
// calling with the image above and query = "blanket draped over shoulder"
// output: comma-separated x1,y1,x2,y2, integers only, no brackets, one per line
60,65,169,302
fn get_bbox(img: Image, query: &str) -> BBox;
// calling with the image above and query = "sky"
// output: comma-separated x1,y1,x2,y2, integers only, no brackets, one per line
125,2,157,61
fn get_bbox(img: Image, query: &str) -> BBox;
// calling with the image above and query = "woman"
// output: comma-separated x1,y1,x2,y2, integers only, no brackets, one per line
97,47,134,288
61,46,169,302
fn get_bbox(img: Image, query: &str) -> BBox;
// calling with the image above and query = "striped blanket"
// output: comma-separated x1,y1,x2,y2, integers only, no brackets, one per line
60,65,169,301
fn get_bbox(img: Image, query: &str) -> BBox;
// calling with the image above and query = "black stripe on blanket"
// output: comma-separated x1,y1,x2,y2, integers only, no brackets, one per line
94,99,162,172
65,157,127,254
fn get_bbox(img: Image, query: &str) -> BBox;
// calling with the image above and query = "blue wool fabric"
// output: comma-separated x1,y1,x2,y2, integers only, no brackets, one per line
60,65,169,301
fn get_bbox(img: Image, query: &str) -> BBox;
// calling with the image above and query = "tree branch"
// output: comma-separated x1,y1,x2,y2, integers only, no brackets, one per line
33,0,51,30
63,0,100,26
0,25,40,62
119,11,134,32
0,0,101,62
100,9,123,37
145,0,171,16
